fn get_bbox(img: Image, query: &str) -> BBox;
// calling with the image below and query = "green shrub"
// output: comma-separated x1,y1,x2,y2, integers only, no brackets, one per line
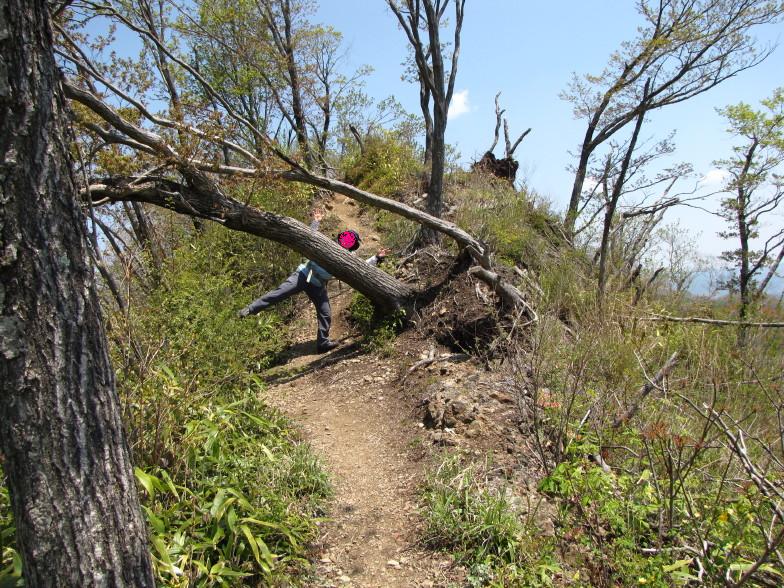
342,132,422,197
540,453,679,587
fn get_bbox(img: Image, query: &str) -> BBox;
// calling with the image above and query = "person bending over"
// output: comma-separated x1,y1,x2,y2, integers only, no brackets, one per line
238,209,389,353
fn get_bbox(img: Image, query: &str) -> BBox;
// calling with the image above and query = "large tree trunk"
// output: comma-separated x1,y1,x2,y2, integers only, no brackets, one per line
0,1,154,585
418,111,446,246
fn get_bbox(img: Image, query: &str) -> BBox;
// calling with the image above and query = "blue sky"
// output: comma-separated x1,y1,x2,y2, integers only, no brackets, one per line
317,1,784,261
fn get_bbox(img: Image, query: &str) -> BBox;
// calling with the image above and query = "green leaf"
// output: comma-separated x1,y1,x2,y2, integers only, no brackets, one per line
216,568,251,578
209,561,225,575
134,467,158,499
210,526,225,546
227,506,237,533
240,411,274,432
152,536,172,565
159,470,181,500
663,558,692,572
729,561,783,577
239,525,265,571
142,506,166,534
210,489,227,518
212,495,237,522
256,536,276,568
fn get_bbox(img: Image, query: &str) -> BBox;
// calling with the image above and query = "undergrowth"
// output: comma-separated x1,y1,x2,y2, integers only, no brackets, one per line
524,303,784,586
347,281,405,356
108,217,333,586
422,456,560,587
136,393,330,586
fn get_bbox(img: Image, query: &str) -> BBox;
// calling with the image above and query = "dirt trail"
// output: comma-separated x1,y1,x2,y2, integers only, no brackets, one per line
262,196,456,587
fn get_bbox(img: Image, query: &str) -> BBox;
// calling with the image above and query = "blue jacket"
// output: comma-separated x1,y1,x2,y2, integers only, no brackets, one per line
297,259,333,288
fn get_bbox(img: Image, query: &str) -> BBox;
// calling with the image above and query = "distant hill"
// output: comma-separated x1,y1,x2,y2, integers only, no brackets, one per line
689,270,784,297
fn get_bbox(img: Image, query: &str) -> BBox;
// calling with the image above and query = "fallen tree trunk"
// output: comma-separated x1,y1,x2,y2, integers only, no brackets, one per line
469,266,537,321
636,315,784,328
87,176,413,313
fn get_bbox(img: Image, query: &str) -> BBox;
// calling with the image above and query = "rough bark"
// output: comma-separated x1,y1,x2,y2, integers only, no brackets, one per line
0,0,154,584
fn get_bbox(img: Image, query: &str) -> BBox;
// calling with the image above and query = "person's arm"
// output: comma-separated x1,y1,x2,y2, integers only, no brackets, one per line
366,247,391,266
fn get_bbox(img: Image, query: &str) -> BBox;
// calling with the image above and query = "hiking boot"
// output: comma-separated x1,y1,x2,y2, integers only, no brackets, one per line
237,306,252,318
316,340,339,353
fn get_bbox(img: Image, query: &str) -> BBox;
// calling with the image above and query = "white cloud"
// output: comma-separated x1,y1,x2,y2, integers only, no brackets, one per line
699,168,730,189
583,177,599,193
448,89,470,120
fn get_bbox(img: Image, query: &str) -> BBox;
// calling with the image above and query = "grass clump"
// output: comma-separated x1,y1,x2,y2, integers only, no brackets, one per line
451,174,566,270
422,456,559,587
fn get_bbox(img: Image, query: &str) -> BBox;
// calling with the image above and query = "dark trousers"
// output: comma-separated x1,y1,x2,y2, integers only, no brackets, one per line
247,271,331,346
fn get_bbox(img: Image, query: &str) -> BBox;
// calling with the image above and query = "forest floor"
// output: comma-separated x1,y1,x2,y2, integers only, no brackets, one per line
261,195,464,587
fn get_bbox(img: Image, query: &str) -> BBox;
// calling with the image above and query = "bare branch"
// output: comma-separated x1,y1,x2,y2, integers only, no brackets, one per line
637,315,784,328
611,352,679,429
507,127,531,157
488,91,503,153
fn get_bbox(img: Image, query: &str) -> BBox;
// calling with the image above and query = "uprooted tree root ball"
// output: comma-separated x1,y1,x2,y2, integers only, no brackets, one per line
398,249,532,358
